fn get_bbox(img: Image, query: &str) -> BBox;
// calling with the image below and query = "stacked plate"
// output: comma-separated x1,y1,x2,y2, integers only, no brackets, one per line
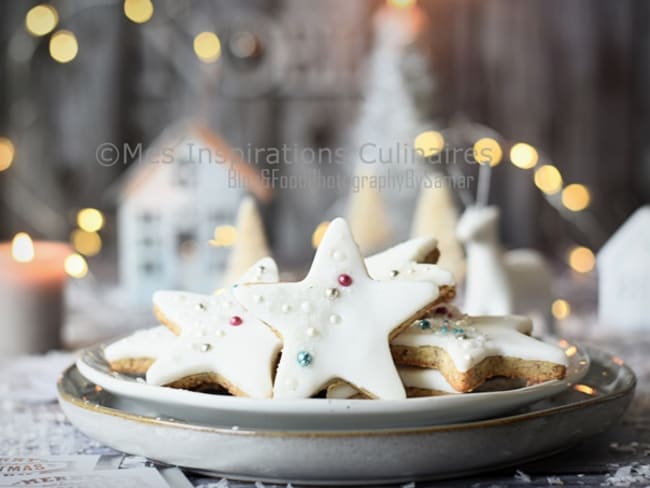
59,338,635,485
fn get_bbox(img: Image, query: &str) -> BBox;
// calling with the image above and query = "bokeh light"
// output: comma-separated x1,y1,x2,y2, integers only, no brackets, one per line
77,208,105,232
209,225,237,247
534,165,563,194
561,184,590,212
25,4,58,36
473,138,503,167
387,0,417,7
11,233,35,263
551,299,571,320
568,246,595,274
71,229,102,257
65,253,88,278
124,0,154,24
414,130,444,157
509,142,538,169
0,137,15,172
194,32,221,63
311,221,330,248
49,30,78,63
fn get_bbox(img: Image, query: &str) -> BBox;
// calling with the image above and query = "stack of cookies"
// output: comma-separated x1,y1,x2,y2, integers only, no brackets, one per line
106,218,567,400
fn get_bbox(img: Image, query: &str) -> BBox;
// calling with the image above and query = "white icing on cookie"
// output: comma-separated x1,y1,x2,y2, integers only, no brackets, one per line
104,326,176,362
392,313,568,372
143,257,282,398
326,366,460,398
366,237,455,286
232,218,440,400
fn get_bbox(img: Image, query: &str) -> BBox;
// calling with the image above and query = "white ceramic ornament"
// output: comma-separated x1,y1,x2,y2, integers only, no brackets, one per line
142,257,281,398
457,206,553,332
365,236,455,287
598,206,650,329
233,218,440,400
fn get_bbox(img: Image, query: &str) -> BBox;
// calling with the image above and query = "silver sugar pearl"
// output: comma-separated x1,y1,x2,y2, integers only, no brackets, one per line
325,288,340,299
200,343,211,352
389,269,400,278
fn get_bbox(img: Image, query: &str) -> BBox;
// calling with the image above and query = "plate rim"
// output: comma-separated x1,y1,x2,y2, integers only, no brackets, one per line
58,346,635,438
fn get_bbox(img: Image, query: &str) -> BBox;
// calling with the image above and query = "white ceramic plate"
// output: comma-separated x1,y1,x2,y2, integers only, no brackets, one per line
76,337,588,429
60,348,634,485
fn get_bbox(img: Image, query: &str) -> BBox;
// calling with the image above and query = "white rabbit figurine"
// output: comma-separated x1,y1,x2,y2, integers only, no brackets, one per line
457,205,554,333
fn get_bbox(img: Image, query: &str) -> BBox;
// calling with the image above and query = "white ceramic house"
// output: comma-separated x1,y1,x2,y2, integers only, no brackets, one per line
117,122,270,305
597,206,650,329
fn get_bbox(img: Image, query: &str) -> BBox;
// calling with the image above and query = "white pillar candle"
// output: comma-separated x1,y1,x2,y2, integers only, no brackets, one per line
0,234,69,356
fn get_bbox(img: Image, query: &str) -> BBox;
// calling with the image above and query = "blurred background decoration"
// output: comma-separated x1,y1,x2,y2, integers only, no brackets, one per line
1,0,649,345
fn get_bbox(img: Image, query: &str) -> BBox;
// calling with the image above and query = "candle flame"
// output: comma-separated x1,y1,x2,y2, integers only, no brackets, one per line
12,233,35,263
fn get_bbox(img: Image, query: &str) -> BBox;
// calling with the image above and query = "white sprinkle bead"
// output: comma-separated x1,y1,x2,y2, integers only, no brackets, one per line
281,304,292,313
329,314,341,325
215,330,226,337
306,327,318,337
301,302,313,313
331,250,346,261
253,295,264,303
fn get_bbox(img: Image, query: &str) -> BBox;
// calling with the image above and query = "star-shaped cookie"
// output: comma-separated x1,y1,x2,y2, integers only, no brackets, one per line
365,237,456,295
232,218,443,399
148,257,282,398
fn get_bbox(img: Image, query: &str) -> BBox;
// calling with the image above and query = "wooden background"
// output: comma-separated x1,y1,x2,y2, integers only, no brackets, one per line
0,0,648,265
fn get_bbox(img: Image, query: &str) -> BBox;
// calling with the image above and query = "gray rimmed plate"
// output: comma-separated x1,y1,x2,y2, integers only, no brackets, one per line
58,347,634,485
75,337,588,429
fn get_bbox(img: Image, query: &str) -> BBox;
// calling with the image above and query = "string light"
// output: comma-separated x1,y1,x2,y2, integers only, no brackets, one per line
77,208,105,232
311,221,330,248
123,0,154,24
568,246,595,273
209,225,237,247
71,229,102,257
534,165,563,194
414,130,444,157
509,142,538,169
551,299,571,320
11,233,35,263
49,30,78,63
573,384,597,396
0,138,15,172
561,184,590,212
65,253,88,278
194,32,221,63
25,4,58,36
473,138,502,167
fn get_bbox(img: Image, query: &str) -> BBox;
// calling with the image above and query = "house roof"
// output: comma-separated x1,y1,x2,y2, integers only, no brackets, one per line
597,206,650,265
112,120,272,203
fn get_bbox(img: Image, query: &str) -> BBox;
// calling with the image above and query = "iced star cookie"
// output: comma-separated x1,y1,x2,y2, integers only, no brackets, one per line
391,309,568,392
326,367,461,399
365,237,455,300
105,325,177,375
232,218,446,400
115,257,282,398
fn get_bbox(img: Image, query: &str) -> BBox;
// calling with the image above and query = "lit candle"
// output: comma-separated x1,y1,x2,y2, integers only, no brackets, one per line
374,0,425,47
0,233,70,356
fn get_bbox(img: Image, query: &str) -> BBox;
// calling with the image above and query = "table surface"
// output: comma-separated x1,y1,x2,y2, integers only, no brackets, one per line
1,331,649,487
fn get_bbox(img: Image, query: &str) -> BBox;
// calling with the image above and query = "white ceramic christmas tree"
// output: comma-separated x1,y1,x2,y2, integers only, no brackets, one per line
220,197,271,287
410,175,466,281
347,170,392,254
346,1,436,244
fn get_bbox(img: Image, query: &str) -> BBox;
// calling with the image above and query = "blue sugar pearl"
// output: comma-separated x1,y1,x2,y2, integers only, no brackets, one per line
453,327,465,335
418,319,432,330
443,319,450,326
440,325,449,334
297,351,313,367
